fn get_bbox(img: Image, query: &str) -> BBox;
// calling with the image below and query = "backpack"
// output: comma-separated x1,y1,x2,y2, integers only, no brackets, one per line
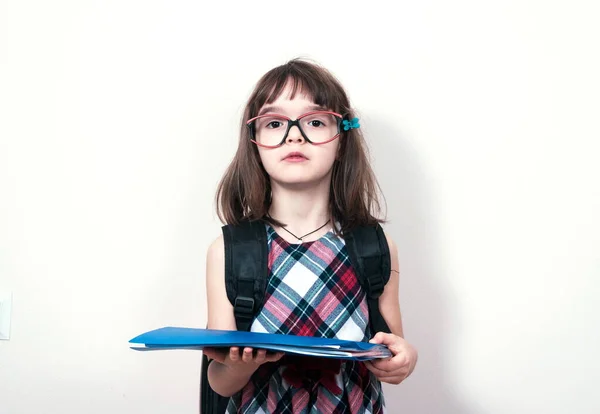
199,219,392,414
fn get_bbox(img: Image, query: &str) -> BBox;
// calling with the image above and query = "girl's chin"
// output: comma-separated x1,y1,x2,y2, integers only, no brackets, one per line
269,175,331,189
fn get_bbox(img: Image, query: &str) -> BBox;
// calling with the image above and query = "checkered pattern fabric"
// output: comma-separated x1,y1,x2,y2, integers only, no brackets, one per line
226,224,386,414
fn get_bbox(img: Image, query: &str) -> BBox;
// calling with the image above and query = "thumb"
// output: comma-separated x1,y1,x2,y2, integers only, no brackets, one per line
369,332,386,344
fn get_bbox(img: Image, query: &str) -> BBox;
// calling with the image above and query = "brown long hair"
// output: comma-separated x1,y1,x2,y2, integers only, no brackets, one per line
215,58,386,235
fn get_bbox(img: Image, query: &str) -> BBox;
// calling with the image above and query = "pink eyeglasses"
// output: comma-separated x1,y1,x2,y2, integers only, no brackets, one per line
246,110,343,148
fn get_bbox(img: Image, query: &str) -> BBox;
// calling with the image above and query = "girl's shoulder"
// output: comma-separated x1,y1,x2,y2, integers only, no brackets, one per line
382,228,398,253
206,233,225,261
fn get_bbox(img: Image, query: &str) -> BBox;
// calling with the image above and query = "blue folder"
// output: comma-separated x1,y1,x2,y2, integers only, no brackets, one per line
129,327,391,361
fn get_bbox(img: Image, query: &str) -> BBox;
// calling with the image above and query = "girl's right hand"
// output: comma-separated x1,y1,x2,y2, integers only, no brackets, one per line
204,347,285,374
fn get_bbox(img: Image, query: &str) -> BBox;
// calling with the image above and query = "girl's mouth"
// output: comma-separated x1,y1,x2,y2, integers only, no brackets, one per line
283,152,308,162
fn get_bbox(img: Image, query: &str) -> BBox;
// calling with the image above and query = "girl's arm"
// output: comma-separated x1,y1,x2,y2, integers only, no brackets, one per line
378,234,404,337
205,235,237,331
365,233,418,384
204,235,283,397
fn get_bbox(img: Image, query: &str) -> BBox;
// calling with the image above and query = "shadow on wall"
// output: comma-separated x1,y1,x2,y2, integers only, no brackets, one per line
368,118,477,414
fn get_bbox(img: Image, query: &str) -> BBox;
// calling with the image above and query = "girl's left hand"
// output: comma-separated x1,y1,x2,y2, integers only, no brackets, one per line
365,332,418,385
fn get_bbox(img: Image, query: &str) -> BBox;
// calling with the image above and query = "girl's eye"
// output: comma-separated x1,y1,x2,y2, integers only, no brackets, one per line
307,119,325,128
266,121,284,129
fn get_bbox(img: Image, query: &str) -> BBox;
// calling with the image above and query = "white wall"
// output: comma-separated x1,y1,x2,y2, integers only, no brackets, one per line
1,1,599,413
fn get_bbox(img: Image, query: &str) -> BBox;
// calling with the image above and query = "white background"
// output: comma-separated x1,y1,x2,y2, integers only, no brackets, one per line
1,1,599,413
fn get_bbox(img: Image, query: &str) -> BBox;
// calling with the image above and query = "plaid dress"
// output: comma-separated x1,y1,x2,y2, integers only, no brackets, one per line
226,224,386,414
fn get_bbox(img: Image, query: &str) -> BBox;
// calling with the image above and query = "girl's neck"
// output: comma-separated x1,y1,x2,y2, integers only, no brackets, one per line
268,180,332,241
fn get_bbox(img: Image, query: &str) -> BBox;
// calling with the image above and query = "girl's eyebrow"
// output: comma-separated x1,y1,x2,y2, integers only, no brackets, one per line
258,105,327,116
258,105,282,116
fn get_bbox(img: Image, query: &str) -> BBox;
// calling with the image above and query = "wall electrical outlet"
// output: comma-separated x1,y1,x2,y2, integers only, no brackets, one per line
0,292,12,340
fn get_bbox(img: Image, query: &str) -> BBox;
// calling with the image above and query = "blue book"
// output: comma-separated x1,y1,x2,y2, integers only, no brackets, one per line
129,327,391,361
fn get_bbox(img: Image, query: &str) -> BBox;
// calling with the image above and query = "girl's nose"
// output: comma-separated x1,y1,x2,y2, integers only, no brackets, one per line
286,125,305,144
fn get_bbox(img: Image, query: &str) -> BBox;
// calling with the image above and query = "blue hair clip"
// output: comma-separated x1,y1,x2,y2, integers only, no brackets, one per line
342,117,360,131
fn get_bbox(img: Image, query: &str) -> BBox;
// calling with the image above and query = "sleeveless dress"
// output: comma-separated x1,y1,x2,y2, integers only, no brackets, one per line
225,224,387,414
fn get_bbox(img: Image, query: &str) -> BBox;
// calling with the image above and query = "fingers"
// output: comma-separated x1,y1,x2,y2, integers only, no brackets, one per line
216,347,285,367
366,356,412,385
255,349,267,364
229,347,240,362
365,361,390,378
369,360,390,373
242,347,254,363
248,349,285,364
378,354,408,370
266,351,285,362
365,361,409,384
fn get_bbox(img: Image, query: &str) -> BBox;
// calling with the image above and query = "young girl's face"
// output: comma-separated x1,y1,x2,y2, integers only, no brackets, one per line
255,84,340,189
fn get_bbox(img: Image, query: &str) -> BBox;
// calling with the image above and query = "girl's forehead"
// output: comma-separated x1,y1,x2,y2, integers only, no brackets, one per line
259,86,320,115
268,86,314,106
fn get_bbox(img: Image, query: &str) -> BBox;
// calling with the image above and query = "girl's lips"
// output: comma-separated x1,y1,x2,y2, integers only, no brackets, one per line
283,152,308,161
284,156,307,162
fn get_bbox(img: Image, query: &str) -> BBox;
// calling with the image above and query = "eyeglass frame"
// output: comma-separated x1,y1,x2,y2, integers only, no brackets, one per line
246,110,344,149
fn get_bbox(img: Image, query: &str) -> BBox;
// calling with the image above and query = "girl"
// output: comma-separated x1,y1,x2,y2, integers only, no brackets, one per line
203,58,418,413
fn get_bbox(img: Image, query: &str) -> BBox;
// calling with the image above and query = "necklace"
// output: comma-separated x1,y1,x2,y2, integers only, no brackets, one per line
267,214,331,242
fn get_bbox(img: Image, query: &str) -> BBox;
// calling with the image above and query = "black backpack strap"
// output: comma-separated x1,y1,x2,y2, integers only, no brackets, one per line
344,223,392,335
200,220,269,414
222,219,269,331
